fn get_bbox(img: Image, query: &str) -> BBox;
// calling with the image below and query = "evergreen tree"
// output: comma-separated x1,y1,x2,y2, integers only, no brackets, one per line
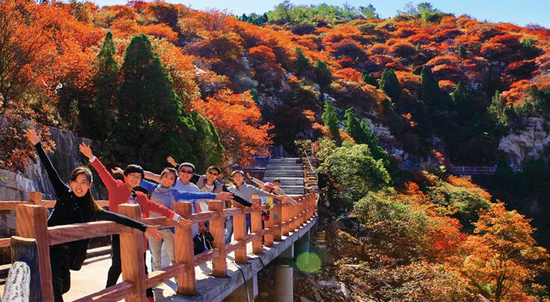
379,68,401,101
295,47,312,79
344,107,363,141
361,71,378,87
452,82,476,120
420,67,440,107
344,107,388,164
106,34,189,170
88,31,119,141
315,60,333,102
488,90,508,129
322,99,340,139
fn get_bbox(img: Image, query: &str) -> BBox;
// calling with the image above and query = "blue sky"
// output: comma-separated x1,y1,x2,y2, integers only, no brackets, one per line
92,0,550,28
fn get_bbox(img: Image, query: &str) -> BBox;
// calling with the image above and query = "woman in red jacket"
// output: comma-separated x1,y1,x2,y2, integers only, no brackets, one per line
79,143,199,302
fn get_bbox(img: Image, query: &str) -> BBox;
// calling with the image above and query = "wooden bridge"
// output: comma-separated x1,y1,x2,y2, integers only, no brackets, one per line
0,190,318,302
449,165,497,175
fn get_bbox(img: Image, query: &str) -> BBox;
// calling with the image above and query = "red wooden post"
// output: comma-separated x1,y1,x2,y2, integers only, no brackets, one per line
282,202,290,236
233,202,247,264
16,197,54,302
174,202,196,295
251,197,262,254
209,201,227,276
118,204,146,302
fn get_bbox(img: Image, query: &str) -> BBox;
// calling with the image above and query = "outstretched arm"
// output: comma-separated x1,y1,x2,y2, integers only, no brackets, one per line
26,129,68,195
80,143,117,192
171,189,232,201
246,173,264,188
139,179,158,193
141,195,193,226
95,210,163,240
221,183,254,207
143,170,161,183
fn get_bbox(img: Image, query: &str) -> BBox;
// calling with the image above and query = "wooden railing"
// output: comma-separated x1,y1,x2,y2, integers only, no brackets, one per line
1,191,318,302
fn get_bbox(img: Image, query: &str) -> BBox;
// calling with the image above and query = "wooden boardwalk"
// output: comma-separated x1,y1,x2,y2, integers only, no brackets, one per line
0,192,318,301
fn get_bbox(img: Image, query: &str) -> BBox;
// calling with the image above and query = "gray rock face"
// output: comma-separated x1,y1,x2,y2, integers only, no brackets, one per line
0,126,92,201
0,126,93,237
498,117,550,170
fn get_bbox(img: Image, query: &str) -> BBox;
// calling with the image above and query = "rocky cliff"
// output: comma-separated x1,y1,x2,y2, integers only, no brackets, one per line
0,126,93,236
498,117,550,170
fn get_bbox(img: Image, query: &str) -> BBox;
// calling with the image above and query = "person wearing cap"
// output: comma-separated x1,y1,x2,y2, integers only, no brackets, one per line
227,170,288,239
246,173,298,205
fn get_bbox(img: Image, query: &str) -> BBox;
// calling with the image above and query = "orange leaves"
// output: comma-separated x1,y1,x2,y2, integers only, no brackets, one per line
249,45,277,63
141,24,178,43
334,68,362,83
197,89,272,165
459,202,549,301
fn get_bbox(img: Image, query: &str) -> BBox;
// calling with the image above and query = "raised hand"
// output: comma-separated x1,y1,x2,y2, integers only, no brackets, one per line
145,225,163,241
111,167,124,175
246,172,252,179
26,129,41,145
79,143,94,160
215,192,233,201
166,156,177,167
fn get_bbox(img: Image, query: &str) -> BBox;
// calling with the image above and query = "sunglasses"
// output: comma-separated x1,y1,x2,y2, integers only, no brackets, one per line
207,171,219,176
180,170,194,174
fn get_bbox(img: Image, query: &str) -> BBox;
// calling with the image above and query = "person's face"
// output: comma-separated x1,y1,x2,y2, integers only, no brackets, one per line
232,173,244,185
70,173,91,198
206,169,219,184
178,167,194,183
124,172,142,189
273,181,281,187
160,172,176,188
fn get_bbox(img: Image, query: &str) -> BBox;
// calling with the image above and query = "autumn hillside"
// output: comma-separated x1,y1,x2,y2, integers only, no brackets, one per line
2,1,550,300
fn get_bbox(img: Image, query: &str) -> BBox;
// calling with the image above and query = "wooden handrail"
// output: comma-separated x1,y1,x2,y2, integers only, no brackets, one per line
72,281,134,302
3,191,318,301
48,221,131,246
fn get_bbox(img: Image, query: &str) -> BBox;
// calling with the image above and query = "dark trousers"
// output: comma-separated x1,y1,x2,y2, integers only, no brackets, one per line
51,245,71,302
106,235,154,298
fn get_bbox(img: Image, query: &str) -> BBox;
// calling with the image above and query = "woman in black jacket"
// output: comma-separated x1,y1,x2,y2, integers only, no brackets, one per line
26,129,161,302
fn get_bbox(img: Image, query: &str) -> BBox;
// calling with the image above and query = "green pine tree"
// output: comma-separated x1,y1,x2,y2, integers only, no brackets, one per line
315,60,333,102
88,31,119,141
379,68,401,101
108,34,190,170
296,47,312,79
322,99,340,139
452,82,476,119
361,71,378,87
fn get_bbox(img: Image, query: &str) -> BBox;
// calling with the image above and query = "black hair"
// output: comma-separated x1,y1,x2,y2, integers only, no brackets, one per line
124,164,144,180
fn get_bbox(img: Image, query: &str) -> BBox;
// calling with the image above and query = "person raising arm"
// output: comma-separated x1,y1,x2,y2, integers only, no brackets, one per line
26,129,162,302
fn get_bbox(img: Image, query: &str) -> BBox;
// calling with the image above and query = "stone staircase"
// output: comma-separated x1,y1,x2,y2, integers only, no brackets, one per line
262,157,305,195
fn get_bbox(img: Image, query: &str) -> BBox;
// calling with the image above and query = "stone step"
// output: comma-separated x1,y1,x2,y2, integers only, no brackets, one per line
264,172,303,178
264,180,304,186
264,170,303,175
265,164,303,170
268,159,300,164
265,168,303,171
